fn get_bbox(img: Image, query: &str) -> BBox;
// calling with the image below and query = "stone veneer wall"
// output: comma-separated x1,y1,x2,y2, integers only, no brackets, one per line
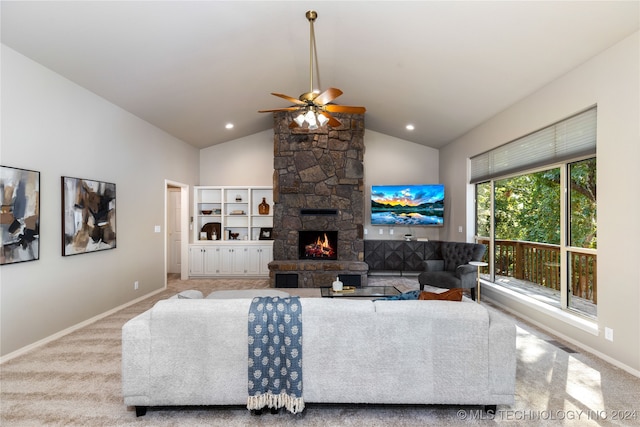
269,111,369,287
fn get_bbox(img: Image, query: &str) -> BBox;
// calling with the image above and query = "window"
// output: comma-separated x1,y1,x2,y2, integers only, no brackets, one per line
567,158,597,313
472,108,597,318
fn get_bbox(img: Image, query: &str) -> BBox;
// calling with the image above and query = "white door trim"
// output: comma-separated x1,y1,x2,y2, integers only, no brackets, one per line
165,180,190,284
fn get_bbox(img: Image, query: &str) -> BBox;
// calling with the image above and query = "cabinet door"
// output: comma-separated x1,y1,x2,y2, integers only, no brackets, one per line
245,247,262,275
203,247,221,275
232,247,246,274
219,246,246,275
188,246,205,275
258,245,272,275
245,245,273,275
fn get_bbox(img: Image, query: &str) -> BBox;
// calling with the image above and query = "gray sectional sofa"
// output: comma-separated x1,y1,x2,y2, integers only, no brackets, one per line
122,295,516,416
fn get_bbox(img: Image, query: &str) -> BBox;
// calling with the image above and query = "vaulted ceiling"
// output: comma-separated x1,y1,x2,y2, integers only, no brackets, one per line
2,1,638,150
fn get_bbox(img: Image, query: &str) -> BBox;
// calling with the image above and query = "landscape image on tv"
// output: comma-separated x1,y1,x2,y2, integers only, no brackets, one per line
371,184,444,226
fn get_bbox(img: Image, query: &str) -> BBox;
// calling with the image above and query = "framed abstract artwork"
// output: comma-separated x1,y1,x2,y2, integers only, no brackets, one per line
1,165,40,265
61,176,116,256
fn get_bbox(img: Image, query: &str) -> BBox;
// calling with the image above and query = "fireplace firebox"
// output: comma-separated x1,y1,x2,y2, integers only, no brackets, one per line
298,231,338,260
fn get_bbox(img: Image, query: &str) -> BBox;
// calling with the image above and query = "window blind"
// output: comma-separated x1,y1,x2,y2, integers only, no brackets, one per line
470,107,597,184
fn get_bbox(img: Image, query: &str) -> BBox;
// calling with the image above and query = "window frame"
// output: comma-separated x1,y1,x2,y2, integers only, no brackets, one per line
474,154,597,318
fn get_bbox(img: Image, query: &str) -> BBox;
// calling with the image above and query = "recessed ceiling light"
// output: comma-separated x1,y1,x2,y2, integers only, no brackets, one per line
406,124,415,131
225,123,234,129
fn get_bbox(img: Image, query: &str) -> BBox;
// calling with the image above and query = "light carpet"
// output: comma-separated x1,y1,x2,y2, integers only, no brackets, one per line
1,276,639,426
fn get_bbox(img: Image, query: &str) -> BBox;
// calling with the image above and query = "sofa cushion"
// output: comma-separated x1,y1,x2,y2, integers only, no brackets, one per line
372,300,490,400
206,289,290,299
419,288,463,301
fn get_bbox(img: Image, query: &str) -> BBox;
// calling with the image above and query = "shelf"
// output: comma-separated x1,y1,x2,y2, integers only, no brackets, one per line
193,186,273,243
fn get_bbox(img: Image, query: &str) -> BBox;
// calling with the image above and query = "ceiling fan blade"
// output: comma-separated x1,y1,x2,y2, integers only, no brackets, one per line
314,87,343,105
258,107,301,113
319,111,342,128
271,93,307,106
324,104,367,114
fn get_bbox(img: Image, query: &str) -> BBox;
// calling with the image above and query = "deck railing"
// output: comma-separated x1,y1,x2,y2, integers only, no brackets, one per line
476,238,597,304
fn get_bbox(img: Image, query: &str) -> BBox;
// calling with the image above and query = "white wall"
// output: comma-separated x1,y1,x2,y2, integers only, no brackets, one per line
0,46,200,357
363,130,440,241
439,32,640,373
199,129,274,186
199,129,440,241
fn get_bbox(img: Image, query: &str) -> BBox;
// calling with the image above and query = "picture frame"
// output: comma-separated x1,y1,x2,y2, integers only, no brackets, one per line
259,227,273,240
61,176,116,256
1,165,40,265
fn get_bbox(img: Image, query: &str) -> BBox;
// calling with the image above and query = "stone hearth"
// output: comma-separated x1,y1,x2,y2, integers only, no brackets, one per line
268,111,369,288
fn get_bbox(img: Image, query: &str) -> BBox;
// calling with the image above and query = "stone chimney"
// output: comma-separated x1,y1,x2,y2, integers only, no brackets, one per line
268,111,369,287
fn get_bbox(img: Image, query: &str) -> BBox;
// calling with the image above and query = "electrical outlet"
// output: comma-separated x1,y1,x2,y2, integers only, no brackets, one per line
379,228,383,235
389,228,394,235
605,327,613,342
364,228,368,235
458,226,463,233
154,225,161,233
134,281,139,290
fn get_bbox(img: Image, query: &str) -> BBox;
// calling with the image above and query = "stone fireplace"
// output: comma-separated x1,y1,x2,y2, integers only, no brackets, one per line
268,111,369,288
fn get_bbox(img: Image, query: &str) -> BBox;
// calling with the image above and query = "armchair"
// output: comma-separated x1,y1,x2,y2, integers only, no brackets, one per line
418,242,487,300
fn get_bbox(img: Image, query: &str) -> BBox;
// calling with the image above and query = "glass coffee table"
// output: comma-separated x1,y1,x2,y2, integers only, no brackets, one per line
321,286,400,298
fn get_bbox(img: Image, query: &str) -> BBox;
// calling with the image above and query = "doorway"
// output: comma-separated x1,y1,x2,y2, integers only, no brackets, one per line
165,180,189,284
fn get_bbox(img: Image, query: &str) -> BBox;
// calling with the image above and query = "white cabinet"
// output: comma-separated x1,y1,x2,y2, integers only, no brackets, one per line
189,245,221,276
245,245,273,275
218,245,246,275
191,186,273,277
194,186,273,243
188,242,273,277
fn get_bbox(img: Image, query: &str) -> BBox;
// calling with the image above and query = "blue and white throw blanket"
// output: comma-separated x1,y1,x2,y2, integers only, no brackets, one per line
247,296,304,414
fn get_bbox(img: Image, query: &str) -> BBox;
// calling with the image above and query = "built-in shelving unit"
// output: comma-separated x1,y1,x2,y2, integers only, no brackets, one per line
190,186,273,277
194,186,272,242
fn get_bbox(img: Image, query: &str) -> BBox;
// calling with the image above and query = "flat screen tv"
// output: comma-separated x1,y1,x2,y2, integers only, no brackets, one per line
371,184,444,226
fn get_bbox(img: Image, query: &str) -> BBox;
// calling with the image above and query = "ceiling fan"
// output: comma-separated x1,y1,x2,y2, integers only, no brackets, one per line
258,10,366,129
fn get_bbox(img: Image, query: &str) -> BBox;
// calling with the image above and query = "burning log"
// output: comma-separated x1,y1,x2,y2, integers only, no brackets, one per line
304,233,335,258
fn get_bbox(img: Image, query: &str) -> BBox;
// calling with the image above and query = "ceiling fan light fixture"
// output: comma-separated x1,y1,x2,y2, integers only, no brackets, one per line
258,10,365,127
305,110,318,129
317,113,329,126
294,113,306,127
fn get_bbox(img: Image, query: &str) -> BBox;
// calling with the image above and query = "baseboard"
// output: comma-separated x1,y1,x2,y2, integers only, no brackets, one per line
0,288,165,364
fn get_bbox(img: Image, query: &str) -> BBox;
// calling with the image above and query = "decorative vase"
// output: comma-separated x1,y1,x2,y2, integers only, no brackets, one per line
258,197,270,215
332,277,343,292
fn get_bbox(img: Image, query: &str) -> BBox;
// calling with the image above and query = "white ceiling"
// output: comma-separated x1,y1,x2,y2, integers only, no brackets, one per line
2,1,638,150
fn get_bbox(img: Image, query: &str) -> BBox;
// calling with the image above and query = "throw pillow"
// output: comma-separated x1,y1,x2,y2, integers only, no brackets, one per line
418,288,463,301
170,290,204,299
375,290,421,301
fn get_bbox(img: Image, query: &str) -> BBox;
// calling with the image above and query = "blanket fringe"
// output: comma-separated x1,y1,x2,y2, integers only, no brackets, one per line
247,392,305,414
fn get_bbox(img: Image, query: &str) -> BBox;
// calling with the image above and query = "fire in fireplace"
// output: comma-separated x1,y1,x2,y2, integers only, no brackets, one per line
298,230,338,260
